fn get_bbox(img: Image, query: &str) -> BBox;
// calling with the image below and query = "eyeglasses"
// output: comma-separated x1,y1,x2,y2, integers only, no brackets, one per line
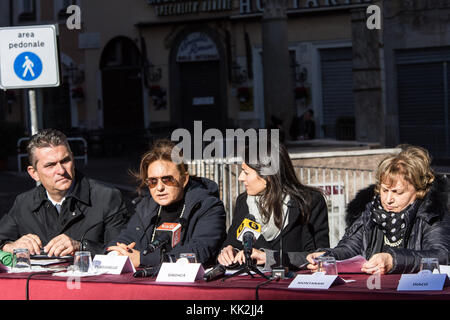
145,175,178,188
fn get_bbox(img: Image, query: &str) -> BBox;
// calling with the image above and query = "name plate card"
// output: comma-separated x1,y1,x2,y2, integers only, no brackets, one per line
92,254,136,275
440,265,450,277
156,262,205,283
288,272,345,290
397,270,449,291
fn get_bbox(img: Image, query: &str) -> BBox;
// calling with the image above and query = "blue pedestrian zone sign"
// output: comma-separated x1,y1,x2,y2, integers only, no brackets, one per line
14,51,43,81
0,25,59,89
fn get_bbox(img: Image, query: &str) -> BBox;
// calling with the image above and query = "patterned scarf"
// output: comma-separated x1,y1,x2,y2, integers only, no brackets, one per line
370,196,420,247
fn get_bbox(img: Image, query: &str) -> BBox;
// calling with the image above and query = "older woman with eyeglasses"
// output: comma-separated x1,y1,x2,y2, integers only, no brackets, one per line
106,139,226,268
307,145,450,274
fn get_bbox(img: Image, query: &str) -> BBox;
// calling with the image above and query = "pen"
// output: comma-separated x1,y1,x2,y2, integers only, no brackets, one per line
313,254,325,264
299,262,309,269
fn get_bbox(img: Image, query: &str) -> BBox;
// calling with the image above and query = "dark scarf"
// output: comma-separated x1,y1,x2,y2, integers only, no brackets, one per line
370,196,420,247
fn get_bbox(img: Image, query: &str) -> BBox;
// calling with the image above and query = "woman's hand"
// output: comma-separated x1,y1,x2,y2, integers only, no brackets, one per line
233,248,266,266
107,242,140,268
306,251,326,272
361,253,393,275
217,245,236,266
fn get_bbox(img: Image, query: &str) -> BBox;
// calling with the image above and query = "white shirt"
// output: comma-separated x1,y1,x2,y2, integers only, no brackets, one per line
45,183,74,214
46,191,66,214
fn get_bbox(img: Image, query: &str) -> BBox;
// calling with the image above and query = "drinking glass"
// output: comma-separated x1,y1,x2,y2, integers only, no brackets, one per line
12,248,31,270
316,256,338,275
419,258,440,274
73,251,92,273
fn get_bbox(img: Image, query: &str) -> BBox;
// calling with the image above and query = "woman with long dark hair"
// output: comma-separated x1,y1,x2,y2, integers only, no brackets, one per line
217,143,329,270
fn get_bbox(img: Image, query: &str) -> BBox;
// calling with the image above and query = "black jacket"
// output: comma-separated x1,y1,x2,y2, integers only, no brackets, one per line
325,174,450,273
109,177,226,267
222,190,329,270
0,172,129,254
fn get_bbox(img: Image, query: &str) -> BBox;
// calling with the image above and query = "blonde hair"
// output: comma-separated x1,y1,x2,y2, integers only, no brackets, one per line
375,145,434,199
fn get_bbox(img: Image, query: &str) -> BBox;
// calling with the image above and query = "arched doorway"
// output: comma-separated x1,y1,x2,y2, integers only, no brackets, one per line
170,29,228,133
100,37,144,132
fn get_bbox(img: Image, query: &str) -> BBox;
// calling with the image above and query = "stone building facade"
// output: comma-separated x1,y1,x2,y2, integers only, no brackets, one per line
2,0,450,160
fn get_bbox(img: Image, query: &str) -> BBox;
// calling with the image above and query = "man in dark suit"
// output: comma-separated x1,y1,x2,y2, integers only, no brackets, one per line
0,129,128,257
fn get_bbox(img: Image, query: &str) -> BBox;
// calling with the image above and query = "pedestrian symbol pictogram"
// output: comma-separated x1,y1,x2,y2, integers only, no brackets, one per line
14,52,43,81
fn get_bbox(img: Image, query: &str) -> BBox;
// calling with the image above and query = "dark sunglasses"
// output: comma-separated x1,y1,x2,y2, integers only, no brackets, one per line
145,175,178,188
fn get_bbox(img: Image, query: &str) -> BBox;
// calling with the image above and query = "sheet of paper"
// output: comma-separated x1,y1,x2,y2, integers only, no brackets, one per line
7,265,66,273
31,259,67,266
336,255,367,273
52,270,107,277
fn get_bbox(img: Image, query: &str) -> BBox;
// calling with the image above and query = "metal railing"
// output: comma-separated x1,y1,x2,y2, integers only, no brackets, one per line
186,159,375,247
187,158,243,229
17,137,88,172
295,166,375,247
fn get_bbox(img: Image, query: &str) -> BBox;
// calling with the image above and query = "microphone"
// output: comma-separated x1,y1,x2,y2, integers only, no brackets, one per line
236,218,261,242
142,232,170,255
142,222,182,255
242,231,255,259
79,200,128,252
79,219,104,251
203,264,226,282
133,265,160,278
236,218,261,262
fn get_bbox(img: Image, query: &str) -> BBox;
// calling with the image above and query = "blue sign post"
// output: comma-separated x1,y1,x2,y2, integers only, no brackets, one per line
0,24,59,159
13,51,43,81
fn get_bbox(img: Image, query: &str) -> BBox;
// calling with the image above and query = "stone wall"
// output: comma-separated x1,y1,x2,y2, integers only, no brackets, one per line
289,148,400,207
290,149,399,171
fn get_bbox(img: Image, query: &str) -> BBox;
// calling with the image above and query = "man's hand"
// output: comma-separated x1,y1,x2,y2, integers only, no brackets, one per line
361,253,393,275
2,234,42,255
44,234,81,257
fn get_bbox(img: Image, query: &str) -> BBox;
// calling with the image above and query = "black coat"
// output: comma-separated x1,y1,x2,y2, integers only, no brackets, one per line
222,190,329,270
0,172,129,254
326,174,450,273
109,177,226,267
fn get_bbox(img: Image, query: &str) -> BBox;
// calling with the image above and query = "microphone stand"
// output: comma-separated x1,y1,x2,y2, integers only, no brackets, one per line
272,205,290,279
147,247,166,277
133,246,166,278
221,252,269,281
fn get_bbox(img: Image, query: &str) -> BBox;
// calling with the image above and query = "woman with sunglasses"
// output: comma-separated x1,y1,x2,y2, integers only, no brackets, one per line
217,143,329,271
106,139,226,268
